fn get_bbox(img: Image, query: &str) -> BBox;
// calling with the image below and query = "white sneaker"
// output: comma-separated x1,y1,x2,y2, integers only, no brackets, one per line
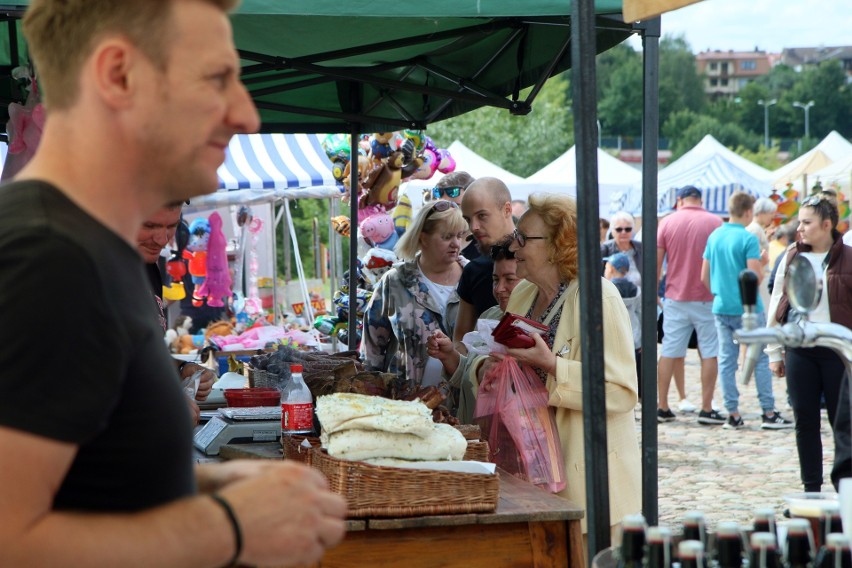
677,398,698,413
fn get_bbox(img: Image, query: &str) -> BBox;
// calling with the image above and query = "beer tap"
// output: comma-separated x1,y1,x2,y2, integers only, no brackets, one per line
738,270,762,385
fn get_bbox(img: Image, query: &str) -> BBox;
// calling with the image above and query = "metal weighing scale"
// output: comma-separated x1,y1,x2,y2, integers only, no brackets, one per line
193,406,281,456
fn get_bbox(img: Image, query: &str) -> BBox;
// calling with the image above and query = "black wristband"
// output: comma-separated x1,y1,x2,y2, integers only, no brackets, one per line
210,493,242,568
177,361,193,375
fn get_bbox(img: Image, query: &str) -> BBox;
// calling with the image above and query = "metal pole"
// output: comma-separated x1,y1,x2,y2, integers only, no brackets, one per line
270,202,279,324
348,125,360,350
572,0,609,558
639,16,661,527
758,98,777,149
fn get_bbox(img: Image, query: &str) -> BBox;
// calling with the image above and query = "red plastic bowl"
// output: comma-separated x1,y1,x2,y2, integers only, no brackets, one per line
223,387,280,407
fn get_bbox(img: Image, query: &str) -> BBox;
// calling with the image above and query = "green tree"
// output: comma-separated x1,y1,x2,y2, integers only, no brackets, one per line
665,111,757,160
276,197,332,281
427,73,572,177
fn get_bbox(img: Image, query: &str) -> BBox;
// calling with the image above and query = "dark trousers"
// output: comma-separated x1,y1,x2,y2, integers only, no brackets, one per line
832,375,851,491
786,346,845,492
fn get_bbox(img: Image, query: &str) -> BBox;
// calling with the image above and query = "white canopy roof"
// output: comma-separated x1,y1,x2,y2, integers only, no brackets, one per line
813,152,852,192
526,146,642,218
649,135,773,216
772,130,852,189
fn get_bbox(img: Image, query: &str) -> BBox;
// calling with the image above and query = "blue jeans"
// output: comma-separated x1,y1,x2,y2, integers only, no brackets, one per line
715,313,775,414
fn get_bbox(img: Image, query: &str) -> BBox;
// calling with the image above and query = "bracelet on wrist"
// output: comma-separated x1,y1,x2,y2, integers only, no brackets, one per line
177,361,193,375
210,493,242,568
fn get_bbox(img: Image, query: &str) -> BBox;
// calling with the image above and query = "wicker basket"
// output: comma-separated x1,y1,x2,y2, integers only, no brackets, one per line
282,435,496,518
245,366,279,389
310,447,498,518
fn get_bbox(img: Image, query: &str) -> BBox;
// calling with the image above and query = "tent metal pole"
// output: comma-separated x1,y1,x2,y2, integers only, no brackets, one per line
271,202,279,324
348,123,360,350
639,16,661,527
572,0,609,559
328,198,339,351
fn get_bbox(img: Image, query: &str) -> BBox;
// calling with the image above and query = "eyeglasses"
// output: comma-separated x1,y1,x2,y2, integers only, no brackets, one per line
613,227,633,233
429,186,462,200
512,229,547,248
424,199,458,222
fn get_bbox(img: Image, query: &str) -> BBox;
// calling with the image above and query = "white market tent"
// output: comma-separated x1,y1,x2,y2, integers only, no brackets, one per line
772,130,852,190
813,152,852,192
649,135,773,216
526,146,642,218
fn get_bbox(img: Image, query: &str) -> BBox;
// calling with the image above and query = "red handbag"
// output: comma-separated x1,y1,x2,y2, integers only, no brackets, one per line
491,312,549,348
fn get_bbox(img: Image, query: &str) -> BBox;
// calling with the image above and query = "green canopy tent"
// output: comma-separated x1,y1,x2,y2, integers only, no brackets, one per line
0,1,664,557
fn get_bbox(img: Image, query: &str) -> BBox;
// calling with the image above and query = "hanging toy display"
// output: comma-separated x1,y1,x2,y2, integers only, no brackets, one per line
183,218,211,307
243,216,264,317
195,212,231,308
163,217,189,301
2,67,46,181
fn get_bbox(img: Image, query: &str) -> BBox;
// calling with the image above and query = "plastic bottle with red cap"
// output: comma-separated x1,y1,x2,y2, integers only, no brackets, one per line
280,364,313,436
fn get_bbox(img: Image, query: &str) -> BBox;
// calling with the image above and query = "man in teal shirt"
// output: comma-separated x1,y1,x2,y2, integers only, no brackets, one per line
701,191,792,430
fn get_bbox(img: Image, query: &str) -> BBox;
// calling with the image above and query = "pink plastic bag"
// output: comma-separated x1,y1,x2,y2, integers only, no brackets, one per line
474,356,566,493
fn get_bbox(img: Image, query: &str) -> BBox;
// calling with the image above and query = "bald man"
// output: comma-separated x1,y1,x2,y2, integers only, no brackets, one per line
453,177,516,349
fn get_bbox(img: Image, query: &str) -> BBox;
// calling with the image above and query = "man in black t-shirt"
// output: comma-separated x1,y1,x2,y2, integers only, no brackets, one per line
0,2,345,566
454,177,516,348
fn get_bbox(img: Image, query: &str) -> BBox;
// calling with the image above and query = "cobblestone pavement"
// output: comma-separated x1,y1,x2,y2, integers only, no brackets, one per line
645,349,836,531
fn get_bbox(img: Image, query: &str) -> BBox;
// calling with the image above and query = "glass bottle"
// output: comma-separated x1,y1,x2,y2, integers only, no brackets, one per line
715,521,744,568
280,364,313,436
754,507,777,536
815,533,852,568
815,502,844,567
682,511,708,567
750,532,781,568
617,514,646,568
646,526,673,568
785,518,815,568
678,540,705,568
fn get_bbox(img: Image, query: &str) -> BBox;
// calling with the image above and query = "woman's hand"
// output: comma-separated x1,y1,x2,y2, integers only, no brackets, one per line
502,333,556,375
476,357,501,391
769,360,785,377
426,330,461,375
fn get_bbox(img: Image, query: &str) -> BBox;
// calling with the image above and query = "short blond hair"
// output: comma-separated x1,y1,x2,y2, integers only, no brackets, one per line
526,193,578,283
23,0,239,110
395,202,468,261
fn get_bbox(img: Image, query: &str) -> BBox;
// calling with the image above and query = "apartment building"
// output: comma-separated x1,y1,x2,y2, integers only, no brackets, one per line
782,46,852,82
696,49,773,98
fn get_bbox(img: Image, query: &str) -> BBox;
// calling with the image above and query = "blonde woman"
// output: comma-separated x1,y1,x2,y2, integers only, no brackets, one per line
361,200,469,395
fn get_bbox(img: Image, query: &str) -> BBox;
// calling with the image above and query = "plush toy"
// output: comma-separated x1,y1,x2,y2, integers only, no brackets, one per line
205,320,235,343
195,212,231,307
163,254,187,301
183,218,211,306
165,315,193,351
360,210,399,251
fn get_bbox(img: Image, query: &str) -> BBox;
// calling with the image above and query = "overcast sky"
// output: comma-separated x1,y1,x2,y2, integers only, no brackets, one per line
627,0,852,54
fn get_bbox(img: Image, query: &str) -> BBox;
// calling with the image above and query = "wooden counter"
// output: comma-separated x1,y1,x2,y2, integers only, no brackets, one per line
220,443,585,568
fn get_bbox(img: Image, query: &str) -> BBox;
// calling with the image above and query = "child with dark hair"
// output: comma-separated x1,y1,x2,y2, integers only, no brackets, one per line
604,252,642,394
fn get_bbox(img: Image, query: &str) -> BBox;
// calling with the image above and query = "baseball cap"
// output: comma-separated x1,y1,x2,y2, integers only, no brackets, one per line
676,185,702,200
603,252,630,274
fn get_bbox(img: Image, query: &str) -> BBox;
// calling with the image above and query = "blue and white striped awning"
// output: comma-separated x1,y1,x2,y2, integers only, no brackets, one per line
189,133,342,210
657,153,772,216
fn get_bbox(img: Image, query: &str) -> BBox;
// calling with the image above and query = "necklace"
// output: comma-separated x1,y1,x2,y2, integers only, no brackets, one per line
418,260,458,286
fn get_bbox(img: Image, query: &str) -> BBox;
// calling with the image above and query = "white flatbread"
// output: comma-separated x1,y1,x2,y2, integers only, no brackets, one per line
325,422,467,462
316,393,434,436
